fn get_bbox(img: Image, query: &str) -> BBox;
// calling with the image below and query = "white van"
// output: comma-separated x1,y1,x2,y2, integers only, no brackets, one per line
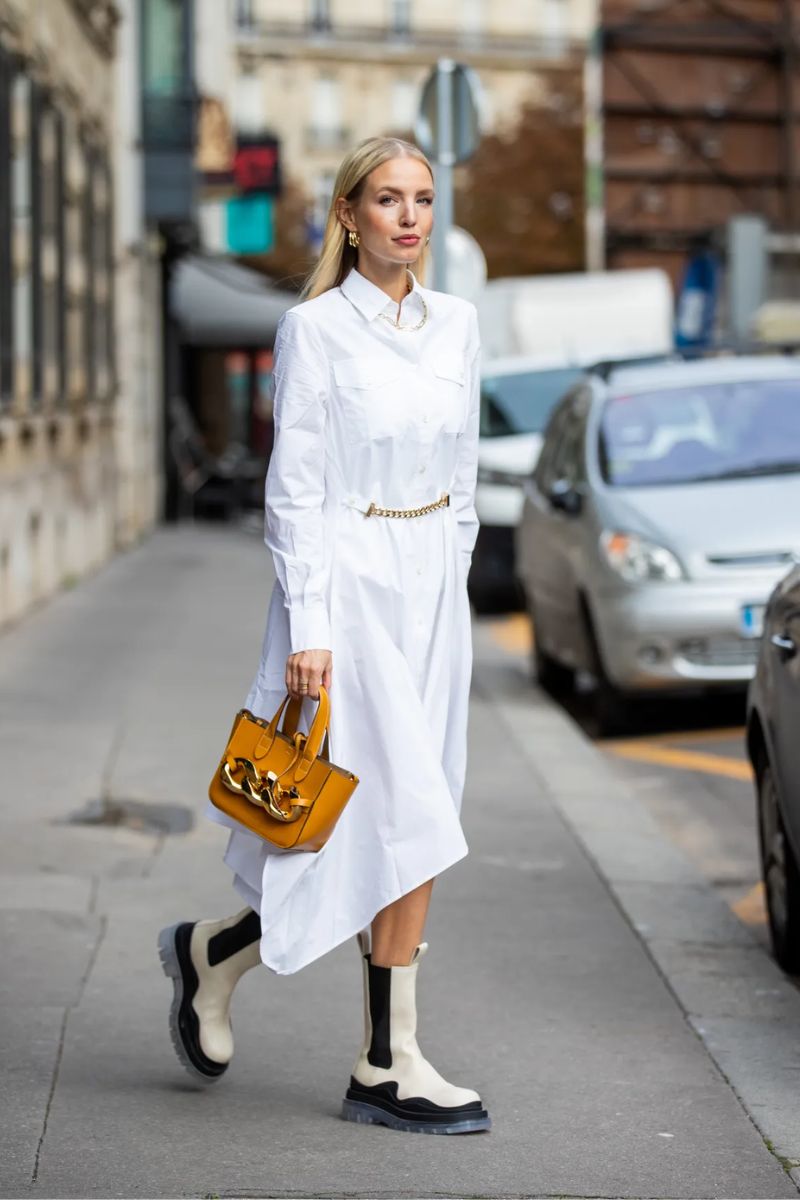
469,269,674,612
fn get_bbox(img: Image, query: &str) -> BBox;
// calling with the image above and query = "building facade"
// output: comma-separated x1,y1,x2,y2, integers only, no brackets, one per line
202,0,596,248
0,0,161,628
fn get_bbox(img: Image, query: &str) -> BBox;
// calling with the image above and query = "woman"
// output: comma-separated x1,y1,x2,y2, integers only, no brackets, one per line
158,135,489,1135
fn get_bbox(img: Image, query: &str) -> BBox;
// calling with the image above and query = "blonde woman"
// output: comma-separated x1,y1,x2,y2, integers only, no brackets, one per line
158,136,489,1135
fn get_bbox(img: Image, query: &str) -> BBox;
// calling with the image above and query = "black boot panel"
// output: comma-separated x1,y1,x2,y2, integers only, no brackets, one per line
365,956,392,1069
207,909,261,967
174,923,228,1077
346,1077,487,1122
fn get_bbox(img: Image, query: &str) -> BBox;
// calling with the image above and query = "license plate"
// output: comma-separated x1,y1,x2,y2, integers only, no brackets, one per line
740,603,765,639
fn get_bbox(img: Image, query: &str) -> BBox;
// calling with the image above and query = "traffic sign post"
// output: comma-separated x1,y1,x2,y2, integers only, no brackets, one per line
415,60,482,293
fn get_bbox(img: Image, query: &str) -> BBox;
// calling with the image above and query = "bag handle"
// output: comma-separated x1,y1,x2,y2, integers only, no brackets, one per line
294,685,330,781
254,686,329,768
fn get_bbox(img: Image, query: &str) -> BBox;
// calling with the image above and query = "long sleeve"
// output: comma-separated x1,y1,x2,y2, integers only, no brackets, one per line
264,310,331,654
451,303,481,575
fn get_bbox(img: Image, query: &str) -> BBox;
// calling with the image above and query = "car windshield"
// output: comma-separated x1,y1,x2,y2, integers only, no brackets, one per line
599,377,800,487
480,368,583,438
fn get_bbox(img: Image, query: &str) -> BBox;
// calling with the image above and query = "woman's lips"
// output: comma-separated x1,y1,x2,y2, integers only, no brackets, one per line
394,236,420,244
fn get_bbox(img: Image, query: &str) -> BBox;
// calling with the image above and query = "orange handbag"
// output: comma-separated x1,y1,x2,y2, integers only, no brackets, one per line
208,686,359,851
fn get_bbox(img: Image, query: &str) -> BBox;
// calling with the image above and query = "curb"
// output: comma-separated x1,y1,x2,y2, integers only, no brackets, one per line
476,627,800,1186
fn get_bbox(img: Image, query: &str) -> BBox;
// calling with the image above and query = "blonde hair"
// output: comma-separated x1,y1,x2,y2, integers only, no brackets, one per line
299,136,434,302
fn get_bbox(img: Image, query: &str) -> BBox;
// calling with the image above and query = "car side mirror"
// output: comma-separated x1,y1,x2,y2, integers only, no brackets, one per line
548,478,583,516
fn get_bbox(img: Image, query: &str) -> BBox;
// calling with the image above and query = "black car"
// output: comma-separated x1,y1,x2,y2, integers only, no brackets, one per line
747,563,800,972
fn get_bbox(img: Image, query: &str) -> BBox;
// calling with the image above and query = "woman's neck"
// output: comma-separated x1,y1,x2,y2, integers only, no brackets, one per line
355,259,411,306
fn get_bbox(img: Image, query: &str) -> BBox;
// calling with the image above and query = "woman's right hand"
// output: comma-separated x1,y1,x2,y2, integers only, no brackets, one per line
286,649,333,701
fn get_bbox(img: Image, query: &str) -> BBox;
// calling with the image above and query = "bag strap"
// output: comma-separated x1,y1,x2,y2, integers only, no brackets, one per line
254,687,330,768
294,686,330,782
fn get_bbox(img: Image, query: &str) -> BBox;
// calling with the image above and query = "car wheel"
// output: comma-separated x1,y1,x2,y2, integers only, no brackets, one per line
758,763,800,973
530,603,574,694
581,602,631,738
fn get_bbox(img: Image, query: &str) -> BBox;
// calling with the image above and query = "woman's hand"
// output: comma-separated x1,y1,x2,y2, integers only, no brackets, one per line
286,649,332,701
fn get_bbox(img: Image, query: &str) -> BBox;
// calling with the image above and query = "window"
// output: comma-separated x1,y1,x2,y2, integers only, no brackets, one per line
86,149,113,404
11,71,32,410
390,79,417,131
535,387,590,492
459,0,484,37
32,91,65,407
480,367,583,439
0,49,13,407
543,0,568,57
311,170,336,236
599,379,800,487
234,0,254,28
310,0,330,32
63,116,88,405
390,0,411,35
311,75,340,131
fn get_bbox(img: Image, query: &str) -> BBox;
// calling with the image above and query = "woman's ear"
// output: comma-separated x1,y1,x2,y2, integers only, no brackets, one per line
334,196,355,234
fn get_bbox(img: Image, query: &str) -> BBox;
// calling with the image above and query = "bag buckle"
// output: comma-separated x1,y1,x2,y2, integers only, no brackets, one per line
221,757,306,823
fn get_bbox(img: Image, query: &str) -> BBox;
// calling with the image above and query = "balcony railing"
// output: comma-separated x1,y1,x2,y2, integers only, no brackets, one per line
235,17,581,59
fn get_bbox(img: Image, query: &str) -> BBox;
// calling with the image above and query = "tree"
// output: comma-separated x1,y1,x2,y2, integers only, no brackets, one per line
456,70,585,277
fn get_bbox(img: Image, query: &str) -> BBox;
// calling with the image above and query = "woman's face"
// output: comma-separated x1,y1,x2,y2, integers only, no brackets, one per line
338,156,434,268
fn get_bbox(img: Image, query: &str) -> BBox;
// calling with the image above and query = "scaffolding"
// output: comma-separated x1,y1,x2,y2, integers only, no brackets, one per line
592,0,799,281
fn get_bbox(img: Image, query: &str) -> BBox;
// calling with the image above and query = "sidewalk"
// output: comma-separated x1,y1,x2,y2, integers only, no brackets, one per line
2,525,799,1200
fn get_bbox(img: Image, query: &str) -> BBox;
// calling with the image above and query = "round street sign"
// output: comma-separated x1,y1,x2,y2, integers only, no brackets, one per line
415,60,482,164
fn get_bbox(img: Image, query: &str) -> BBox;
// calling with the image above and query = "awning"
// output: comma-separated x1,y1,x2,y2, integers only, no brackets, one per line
170,254,298,347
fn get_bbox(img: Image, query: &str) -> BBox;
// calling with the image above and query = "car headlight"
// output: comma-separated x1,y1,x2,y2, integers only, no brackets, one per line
477,466,526,486
600,531,685,582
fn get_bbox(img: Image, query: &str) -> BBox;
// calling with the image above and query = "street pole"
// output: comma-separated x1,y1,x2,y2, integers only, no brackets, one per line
432,58,454,293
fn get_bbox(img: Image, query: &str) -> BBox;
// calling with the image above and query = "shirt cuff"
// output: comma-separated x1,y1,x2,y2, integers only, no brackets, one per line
289,604,332,655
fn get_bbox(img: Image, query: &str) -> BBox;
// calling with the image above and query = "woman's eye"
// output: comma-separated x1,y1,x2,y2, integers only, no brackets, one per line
378,196,433,205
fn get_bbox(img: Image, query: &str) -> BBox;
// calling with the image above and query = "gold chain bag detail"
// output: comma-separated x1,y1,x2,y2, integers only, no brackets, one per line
208,686,358,851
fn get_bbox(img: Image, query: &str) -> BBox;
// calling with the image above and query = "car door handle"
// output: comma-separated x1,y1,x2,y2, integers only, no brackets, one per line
770,632,797,657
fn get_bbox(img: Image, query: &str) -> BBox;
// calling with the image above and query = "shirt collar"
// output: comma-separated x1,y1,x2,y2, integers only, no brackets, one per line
340,265,426,323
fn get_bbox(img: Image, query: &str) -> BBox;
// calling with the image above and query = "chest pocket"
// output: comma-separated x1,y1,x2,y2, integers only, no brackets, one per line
332,356,412,443
432,356,467,434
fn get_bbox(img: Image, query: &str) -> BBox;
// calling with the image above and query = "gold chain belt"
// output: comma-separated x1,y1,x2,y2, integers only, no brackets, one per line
365,493,450,519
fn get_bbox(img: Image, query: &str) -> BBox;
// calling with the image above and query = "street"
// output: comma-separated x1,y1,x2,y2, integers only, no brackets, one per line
2,525,800,1200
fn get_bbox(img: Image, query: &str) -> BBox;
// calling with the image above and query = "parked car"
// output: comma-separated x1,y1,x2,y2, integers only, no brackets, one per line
470,269,674,614
515,354,800,733
470,357,584,612
747,564,800,973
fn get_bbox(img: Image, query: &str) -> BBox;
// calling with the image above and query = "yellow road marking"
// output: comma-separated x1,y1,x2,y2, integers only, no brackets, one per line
486,613,532,654
628,726,746,748
605,740,754,782
731,881,768,926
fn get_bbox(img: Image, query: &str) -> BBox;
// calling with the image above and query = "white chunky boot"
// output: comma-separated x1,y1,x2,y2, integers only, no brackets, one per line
157,907,262,1083
342,932,491,1134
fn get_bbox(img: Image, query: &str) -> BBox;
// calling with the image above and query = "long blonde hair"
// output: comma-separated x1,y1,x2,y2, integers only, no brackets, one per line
299,136,434,302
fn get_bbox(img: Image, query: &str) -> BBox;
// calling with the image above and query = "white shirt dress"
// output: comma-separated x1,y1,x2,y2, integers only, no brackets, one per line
208,264,481,975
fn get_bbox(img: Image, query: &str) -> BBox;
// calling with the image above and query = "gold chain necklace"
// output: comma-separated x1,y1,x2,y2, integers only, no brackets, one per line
377,278,428,332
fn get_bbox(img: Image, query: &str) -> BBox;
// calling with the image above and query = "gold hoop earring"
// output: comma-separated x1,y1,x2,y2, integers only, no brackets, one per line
425,235,431,244
348,229,360,248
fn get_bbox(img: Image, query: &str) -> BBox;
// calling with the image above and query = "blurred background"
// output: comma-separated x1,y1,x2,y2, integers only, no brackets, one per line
0,0,797,629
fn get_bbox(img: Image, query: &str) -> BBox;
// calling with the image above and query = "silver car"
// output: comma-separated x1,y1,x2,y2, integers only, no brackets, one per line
516,355,800,732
